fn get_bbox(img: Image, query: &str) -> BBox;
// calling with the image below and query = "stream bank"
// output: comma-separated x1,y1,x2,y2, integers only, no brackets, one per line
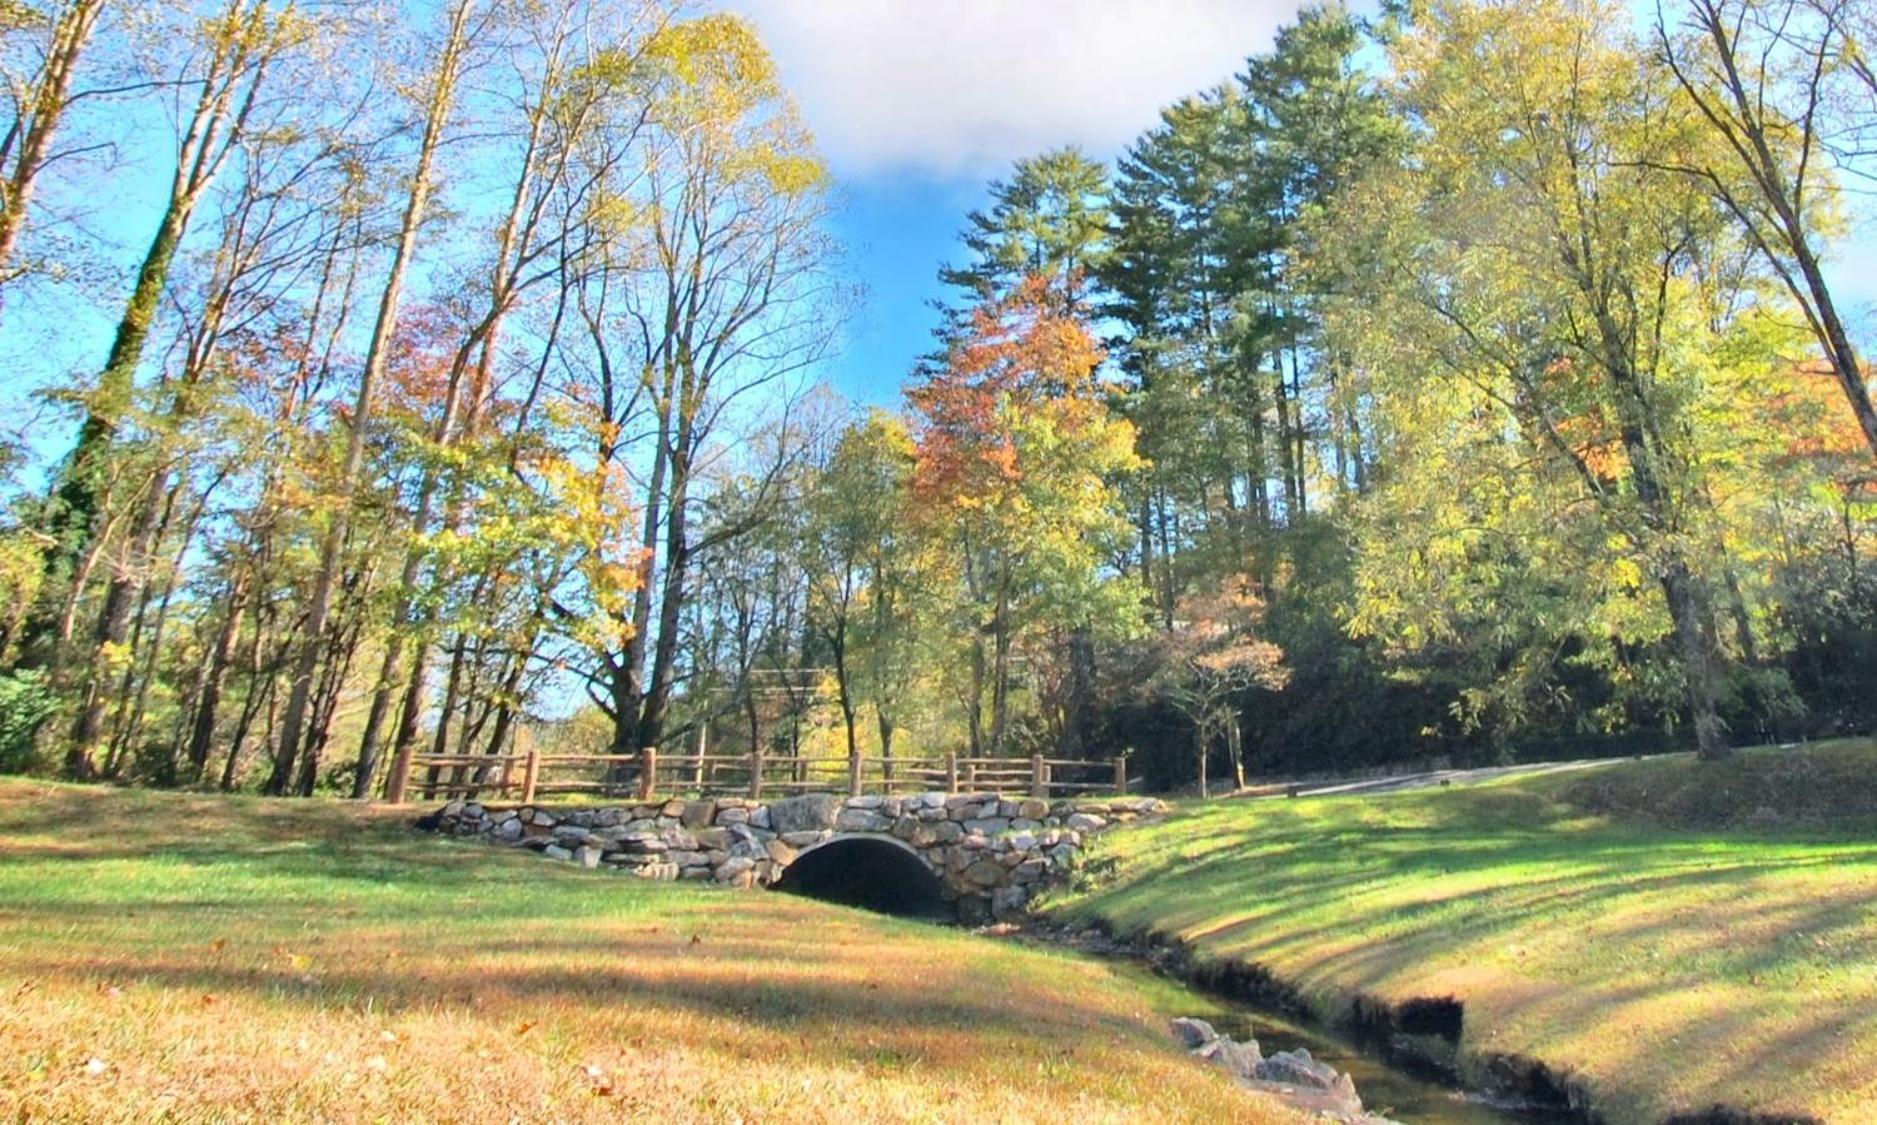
990,920,1588,1125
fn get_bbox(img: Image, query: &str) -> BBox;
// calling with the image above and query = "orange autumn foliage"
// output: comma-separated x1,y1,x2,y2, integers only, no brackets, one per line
907,273,1110,502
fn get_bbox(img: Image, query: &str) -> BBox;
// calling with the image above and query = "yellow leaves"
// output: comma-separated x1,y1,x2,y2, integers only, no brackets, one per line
644,14,778,100
734,146,829,198
95,640,132,673
584,191,641,238
1608,556,1645,593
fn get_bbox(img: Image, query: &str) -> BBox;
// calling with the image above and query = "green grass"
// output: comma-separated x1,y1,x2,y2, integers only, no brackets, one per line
1048,740,1877,1122
0,779,1295,1124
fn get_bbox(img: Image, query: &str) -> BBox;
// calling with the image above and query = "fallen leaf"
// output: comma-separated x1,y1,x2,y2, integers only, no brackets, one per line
513,1020,537,1037
200,994,218,1007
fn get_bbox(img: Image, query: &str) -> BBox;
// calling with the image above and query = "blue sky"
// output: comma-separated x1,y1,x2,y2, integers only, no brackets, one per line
737,0,1314,406
7,0,1875,438
741,0,1877,407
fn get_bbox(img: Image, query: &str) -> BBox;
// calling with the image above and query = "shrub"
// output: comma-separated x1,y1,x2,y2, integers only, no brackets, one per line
0,670,60,774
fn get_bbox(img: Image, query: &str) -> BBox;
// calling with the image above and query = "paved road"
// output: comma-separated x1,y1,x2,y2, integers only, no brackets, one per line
1241,753,1685,800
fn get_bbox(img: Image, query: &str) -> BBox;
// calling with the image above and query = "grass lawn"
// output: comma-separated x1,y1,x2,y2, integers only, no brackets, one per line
1048,740,1877,1122
0,779,1294,1124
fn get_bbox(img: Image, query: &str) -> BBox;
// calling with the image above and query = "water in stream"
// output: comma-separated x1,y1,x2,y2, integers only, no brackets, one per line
1081,954,1578,1125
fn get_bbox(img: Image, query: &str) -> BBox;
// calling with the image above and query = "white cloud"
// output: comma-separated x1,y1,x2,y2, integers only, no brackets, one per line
734,0,1305,178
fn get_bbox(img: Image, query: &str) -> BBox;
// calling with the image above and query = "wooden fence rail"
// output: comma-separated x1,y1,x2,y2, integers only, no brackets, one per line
394,747,1130,804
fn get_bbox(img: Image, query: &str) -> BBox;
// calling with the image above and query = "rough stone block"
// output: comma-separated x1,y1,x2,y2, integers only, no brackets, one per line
715,856,757,883
991,884,1028,918
767,794,842,834
962,859,1004,887
834,809,891,833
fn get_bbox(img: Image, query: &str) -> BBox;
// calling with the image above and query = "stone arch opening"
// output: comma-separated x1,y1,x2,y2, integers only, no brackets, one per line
770,835,952,920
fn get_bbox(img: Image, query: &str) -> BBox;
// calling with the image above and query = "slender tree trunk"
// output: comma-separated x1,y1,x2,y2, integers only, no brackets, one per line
269,0,473,795
0,0,107,289
32,0,274,685
989,575,1012,757
188,573,250,780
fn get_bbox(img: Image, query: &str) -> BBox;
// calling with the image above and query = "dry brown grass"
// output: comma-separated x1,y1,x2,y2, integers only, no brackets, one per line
0,779,1294,1124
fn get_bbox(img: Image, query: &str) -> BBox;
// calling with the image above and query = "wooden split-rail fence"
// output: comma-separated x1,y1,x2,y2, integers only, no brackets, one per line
388,748,1131,805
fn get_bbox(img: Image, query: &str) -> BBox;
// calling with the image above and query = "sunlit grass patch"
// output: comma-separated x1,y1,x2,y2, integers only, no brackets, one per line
0,780,1293,1123
1049,740,1877,1122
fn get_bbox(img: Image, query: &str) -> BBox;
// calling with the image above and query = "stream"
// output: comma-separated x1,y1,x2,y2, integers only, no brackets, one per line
993,929,1578,1125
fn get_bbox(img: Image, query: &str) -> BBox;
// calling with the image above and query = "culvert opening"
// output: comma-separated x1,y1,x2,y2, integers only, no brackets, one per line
770,836,953,920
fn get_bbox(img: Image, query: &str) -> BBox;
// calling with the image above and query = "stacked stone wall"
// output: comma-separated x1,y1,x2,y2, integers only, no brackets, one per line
423,792,1165,921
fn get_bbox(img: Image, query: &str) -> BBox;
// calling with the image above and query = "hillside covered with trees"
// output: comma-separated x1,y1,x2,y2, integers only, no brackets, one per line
1,0,1873,796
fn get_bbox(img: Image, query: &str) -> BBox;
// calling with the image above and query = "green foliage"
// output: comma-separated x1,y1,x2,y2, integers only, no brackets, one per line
0,669,59,773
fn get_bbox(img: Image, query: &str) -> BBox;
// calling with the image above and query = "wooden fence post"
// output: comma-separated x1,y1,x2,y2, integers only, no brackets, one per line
1031,754,1047,799
749,749,764,799
1113,756,1127,797
847,748,862,797
944,752,958,794
521,749,540,804
638,747,657,802
964,759,977,792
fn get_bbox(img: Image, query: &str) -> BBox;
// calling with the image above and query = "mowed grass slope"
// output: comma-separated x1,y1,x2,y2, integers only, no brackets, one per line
0,780,1293,1124
1049,741,1877,1123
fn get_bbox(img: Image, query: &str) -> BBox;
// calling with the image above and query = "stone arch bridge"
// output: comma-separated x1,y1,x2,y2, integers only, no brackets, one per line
424,791,1165,921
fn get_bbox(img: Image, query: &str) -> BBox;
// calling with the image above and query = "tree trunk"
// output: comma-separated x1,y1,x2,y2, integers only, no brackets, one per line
187,574,250,781
269,0,472,795
0,0,107,289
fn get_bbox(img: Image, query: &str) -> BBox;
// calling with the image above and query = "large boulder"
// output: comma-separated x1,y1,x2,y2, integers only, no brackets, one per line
766,793,843,834
1170,1017,1218,1049
1253,1048,1339,1091
1196,1036,1262,1080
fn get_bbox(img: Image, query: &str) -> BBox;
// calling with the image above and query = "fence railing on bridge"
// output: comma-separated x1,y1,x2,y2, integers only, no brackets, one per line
389,747,1130,805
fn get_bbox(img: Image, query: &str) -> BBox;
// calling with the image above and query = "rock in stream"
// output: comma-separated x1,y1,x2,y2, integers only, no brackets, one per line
1171,1017,1397,1123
